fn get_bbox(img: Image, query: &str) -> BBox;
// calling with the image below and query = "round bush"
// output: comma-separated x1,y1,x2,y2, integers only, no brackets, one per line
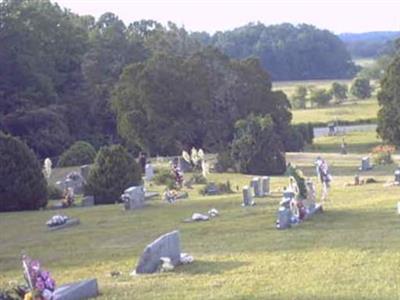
0,132,48,211
86,145,142,204
58,141,96,167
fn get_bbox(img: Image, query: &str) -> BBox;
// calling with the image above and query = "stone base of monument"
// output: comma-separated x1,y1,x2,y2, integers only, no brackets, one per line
49,218,80,231
309,203,323,215
145,191,159,200
53,278,99,300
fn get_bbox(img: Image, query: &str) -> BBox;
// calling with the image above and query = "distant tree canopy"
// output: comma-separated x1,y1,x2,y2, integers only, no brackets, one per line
377,53,400,146
2,0,335,160
192,23,358,80
350,78,372,99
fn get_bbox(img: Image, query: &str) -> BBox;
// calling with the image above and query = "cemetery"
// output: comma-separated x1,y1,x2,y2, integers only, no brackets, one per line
1,1,400,298
2,137,400,299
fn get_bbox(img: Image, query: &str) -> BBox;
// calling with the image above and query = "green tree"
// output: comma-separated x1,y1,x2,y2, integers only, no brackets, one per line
330,82,348,103
377,54,400,145
0,132,47,212
86,145,142,204
231,114,286,175
58,141,97,167
350,78,372,99
309,88,332,107
113,38,291,155
2,107,72,158
195,23,358,80
290,85,308,109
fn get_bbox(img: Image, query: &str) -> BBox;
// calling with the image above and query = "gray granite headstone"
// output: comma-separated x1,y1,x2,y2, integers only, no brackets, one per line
261,176,270,195
80,165,90,182
53,278,98,300
63,172,85,194
122,186,145,210
359,156,372,171
277,206,291,229
250,177,262,197
135,230,181,274
82,196,94,207
205,182,219,195
176,157,192,172
395,169,400,184
242,186,253,206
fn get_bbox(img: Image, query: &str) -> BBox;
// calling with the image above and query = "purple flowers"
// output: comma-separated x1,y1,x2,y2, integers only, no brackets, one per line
22,256,56,299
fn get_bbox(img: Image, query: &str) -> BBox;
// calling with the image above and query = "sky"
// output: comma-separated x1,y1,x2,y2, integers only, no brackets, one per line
52,0,400,34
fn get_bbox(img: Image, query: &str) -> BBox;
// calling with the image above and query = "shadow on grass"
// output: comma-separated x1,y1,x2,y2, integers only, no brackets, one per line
174,260,249,275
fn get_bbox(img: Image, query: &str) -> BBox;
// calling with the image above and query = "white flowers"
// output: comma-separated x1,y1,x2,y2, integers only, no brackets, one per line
182,147,210,178
43,158,52,179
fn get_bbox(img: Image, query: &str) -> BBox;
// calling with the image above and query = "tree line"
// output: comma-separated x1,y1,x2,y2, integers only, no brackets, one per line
191,23,358,80
1,0,301,161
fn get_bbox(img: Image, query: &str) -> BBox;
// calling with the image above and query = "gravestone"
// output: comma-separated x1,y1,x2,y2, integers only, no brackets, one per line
176,157,192,172
283,189,295,201
261,176,270,196
250,177,262,197
394,169,400,184
277,206,292,229
359,156,372,171
53,278,98,300
122,186,145,210
82,196,94,207
204,182,219,195
80,165,90,182
145,163,154,182
63,172,85,195
135,230,181,274
242,186,254,206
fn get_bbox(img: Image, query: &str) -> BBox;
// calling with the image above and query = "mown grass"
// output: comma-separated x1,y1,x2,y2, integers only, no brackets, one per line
306,130,382,154
291,99,379,124
1,129,400,299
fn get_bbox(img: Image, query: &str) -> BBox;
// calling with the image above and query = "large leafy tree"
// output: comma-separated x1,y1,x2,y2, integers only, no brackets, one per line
0,0,90,157
377,54,400,145
0,132,48,212
231,114,286,175
350,78,372,99
112,32,292,155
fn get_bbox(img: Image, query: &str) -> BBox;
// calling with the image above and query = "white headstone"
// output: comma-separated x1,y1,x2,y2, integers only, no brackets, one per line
145,163,154,182
122,186,145,210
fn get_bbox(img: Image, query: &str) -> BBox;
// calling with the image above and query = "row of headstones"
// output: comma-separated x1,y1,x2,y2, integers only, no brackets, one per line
242,176,270,206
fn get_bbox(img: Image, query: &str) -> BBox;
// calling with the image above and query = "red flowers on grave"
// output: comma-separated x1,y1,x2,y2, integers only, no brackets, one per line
371,144,395,165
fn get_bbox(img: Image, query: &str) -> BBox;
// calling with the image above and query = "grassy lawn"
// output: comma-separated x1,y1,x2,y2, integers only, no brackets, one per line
291,99,379,124
306,130,382,154
1,129,400,299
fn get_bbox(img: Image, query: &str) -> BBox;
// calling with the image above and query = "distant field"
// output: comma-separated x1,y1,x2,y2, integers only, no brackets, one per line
305,130,381,154
353,57,376,68
272,77,379,98
273,79,353,97
291,99,379,124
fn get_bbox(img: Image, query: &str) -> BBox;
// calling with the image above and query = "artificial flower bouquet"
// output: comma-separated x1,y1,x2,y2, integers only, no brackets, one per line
46,215,69,227
21,256,55,300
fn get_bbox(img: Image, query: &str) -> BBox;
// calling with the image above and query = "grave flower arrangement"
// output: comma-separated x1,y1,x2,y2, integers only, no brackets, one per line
21,255,55,300
371,145,395,165
46,215,69,227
